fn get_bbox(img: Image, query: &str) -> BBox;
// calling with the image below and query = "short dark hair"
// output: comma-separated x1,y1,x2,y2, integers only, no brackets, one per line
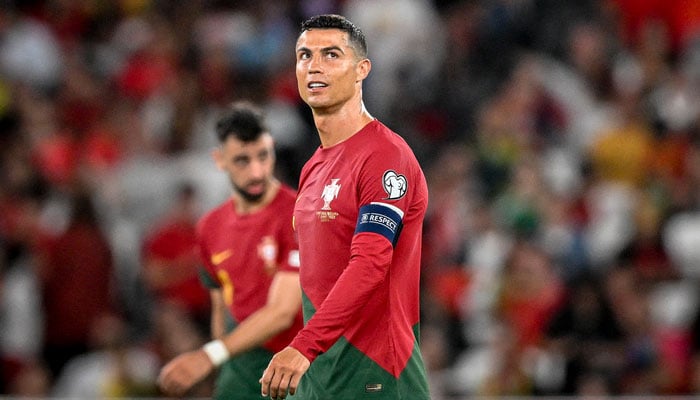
215,101,268,143
300,14,368,59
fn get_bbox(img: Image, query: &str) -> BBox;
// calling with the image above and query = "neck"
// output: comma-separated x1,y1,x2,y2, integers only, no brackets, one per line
232,179,280,214
313,99,374,148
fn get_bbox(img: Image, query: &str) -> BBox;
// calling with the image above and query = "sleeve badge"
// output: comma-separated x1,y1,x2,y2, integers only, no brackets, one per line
382,170,407,200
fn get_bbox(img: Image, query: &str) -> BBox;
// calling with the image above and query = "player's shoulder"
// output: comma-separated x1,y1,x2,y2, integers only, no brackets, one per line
277,183,298,200
359,121,421,168
364,120,414,153
272,183,298,208
197,200,232,229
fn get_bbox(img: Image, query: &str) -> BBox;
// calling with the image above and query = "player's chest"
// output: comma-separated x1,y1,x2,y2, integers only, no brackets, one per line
295,161,360,227
206,223,281,277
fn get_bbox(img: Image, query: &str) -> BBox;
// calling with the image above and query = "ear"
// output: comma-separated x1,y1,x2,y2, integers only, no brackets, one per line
212,147,225,171
356,58,371,81
270,138,277,162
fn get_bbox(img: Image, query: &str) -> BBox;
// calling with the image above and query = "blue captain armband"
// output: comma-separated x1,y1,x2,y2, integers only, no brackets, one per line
355,202,405,247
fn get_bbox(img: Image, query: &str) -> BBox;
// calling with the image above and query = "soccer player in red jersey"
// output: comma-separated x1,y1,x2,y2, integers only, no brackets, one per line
158,101,303,399
260,14,430,400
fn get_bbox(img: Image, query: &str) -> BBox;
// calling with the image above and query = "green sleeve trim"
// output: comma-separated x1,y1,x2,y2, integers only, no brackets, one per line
198,266,221,289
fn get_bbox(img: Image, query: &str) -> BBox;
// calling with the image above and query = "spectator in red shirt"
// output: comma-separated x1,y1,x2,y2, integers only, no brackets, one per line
140,183,210,332
38,188,116,381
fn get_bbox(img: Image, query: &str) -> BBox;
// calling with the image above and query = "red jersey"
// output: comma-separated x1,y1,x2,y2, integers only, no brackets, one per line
41,223,115,345
142,220,210,316
197,184,303,353
291,120,430,398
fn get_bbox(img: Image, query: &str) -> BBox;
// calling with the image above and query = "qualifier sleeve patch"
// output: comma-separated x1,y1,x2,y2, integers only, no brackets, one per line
354,202,405,247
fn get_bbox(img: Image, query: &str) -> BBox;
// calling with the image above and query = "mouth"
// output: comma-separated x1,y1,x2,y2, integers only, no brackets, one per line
247,182,265,194
307,81,328,91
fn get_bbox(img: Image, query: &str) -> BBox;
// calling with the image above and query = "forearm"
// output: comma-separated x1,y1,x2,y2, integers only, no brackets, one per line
209,290,226,339
220,304,298,357
211,271,300,358
291,234,392,362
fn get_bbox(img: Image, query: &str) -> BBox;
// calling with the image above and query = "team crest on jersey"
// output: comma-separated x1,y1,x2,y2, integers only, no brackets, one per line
321,178,341,210
257,236,278,275
317,178,341,222
382,170,407,200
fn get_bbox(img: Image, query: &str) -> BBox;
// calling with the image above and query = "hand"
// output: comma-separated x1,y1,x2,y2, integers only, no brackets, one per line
157,350,214,396
260,347,310,399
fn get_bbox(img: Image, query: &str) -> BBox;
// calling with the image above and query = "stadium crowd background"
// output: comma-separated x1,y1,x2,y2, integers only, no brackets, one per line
1,0,700,398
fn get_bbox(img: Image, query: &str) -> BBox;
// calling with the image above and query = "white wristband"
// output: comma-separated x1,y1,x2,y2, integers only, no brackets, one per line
202,339,230,367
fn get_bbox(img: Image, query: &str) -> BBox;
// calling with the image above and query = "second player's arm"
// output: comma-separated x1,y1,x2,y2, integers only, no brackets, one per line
218,270,301,355
158,270,301,396
209,289,226,339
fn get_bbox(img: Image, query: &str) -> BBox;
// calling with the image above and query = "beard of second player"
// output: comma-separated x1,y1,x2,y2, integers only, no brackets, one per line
233,179,266,204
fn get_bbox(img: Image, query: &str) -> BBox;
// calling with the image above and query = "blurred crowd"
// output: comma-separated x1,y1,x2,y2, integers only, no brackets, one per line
0,0,699,398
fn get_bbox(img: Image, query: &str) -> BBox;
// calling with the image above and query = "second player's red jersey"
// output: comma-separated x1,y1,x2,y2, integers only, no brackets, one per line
197,184,303,353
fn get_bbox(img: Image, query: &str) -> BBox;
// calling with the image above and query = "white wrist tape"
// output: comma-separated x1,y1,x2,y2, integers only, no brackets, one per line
203,339,230,367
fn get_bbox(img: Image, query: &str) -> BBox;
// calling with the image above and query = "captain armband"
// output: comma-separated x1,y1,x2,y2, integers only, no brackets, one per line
354,202,405,247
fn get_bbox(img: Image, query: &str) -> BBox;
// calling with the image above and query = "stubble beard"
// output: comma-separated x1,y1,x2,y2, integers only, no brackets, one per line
232,180,266,204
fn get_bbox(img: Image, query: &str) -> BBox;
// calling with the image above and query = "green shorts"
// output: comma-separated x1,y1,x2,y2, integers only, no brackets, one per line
294,336,430,399
215,347,296,400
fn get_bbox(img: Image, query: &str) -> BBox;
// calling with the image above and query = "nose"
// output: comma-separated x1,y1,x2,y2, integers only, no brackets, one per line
306,54,322,73
248,158,267,179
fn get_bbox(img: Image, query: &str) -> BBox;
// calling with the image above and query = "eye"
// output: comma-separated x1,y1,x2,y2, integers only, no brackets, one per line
233,156,250,168
298,52,310,60
258,149,270,162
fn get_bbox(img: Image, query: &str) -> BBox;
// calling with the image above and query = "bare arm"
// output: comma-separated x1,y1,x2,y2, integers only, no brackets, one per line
219,271,301,354
158,271,301,396
209,289,226,339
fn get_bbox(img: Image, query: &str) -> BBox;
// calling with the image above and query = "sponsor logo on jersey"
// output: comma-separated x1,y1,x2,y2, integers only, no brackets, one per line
382,170,407,200
211,249,233,265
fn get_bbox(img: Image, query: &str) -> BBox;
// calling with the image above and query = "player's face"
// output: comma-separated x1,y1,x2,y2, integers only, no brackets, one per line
214,133,275,203
295,28,370,112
